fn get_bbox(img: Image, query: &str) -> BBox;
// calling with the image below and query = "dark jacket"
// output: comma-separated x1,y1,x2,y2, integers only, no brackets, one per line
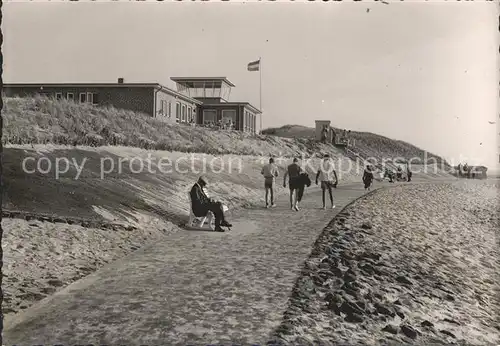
363,169,374,182
190,183,211,216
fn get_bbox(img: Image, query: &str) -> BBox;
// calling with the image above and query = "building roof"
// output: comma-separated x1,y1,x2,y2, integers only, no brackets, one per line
4,83,162,88
200,101,261,114
3,82,202,105
170,77,236,88
155,85,204,105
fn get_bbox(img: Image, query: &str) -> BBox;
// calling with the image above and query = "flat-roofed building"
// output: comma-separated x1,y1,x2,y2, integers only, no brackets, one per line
171,77,261,134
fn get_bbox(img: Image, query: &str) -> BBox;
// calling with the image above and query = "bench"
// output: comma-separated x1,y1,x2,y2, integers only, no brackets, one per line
187,192,229,231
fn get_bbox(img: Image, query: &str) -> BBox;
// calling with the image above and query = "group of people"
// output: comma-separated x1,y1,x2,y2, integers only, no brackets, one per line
260,154,338,211
380,164,412,183
188,155,341,232
321,125,351,146
203,119,234,130
189,156,414,232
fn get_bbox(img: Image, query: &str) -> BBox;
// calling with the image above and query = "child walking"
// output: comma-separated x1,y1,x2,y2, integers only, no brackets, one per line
261,157,279,208
363,164,374,191
316,154,338,209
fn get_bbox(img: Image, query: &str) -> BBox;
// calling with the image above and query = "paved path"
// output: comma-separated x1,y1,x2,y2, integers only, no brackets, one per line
4,183,381,345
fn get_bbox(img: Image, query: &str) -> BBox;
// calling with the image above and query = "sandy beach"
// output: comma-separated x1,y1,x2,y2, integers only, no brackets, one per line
1,212,176,316
275,180,500,345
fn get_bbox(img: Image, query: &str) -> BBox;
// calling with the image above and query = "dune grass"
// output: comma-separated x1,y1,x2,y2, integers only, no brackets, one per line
3,95,324,157
4,95,449,166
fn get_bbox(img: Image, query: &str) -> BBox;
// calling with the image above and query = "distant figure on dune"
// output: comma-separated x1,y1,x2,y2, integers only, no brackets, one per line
297,171,312,204
396,166,403,181
283,157,303,211
363,165,374,191
316,154,338,210
321,125,329,143
261,157,279,208
384,168,395,183
407,163,412,182
190,176,232,232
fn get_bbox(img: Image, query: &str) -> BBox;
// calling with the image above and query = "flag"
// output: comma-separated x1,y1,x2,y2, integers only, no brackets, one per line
247,59,260,71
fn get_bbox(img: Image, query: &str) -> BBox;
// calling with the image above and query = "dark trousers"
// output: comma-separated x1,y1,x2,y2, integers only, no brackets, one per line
363,179,373,189
205,201,226,227
297,185,305,202
321,184,334,206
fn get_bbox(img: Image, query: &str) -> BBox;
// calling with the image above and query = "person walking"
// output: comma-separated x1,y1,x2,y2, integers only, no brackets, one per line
406,163,412,182
315,154,338,209
363,164,374,191
321,125,329,143
283,157,303,211
261,157,279,208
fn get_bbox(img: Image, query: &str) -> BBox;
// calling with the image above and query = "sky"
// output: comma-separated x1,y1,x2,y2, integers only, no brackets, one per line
3,1,499,169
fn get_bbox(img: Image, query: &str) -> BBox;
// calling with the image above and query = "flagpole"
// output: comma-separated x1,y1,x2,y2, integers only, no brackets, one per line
259,57,262,134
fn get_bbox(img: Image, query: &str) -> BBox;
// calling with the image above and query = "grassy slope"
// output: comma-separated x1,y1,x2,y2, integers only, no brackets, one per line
3,96,327,157
262,124,450,166
3,96,452,226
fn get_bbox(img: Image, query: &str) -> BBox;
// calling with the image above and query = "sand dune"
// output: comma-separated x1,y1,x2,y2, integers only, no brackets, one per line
275,180,499,345
1,214,176,316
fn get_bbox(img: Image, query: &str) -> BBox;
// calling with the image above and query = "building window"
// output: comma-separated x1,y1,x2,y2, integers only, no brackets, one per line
168,102,172,117
203,110,217,125
67,92,74,100
159,100,165,116
92,93,99,105
86,92,93,104
55,92,63,100
221,110,236,130
176,102,181,122
181,105,186,122
187,107,192,123
79,93,86,103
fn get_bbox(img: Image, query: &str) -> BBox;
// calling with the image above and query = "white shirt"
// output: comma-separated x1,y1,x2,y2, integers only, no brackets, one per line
317,159,336,181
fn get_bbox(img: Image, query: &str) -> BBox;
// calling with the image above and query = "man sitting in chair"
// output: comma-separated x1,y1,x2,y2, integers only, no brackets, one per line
190,176,232,232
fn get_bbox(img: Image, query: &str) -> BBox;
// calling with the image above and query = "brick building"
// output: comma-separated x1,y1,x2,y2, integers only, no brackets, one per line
4,76,261,133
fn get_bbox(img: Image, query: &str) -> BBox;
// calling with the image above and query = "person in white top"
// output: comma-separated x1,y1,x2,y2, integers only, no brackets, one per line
315,154,338,210
261,157,279,208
